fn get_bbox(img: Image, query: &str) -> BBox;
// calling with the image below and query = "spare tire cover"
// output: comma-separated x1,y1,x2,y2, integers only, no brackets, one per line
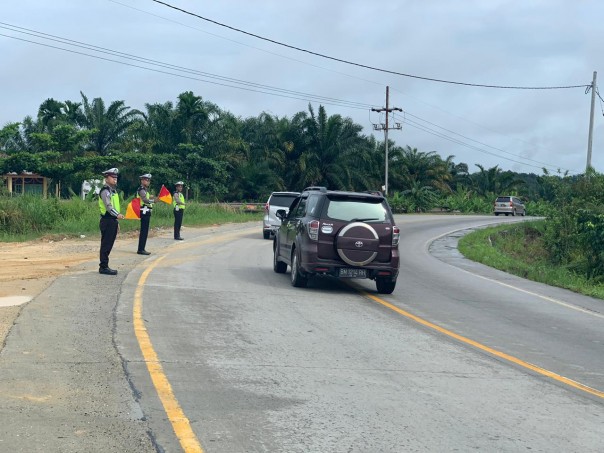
336,222,379,266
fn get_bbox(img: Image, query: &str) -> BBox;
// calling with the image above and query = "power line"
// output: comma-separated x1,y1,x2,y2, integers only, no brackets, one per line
150,0,590,91
108,0,384,90
402,110,567,170
0,24,376,111
110,1,583,172
0,23,576,172
114,0,593,165
394,113,570,172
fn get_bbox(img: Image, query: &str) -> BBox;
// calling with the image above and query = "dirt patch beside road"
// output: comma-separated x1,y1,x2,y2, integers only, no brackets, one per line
0,229,158,349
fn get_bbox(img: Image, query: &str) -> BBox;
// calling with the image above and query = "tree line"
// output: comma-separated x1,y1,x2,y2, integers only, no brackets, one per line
0,90,558,205
6,90,604,279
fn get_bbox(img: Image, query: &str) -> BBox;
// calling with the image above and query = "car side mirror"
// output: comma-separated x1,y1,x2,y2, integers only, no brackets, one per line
276,209,287,220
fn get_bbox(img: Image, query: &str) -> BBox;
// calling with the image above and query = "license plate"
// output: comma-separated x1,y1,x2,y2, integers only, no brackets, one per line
338,268,367,278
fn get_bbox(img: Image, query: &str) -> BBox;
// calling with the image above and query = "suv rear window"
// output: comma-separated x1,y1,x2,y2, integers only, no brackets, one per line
325,198,388,222
496,196,511,202
269,194,298,208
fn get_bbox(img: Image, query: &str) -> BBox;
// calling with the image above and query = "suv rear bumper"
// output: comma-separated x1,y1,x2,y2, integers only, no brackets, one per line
299,247,399,280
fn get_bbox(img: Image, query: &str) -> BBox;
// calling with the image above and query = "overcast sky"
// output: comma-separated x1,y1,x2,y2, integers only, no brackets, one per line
1,0,602,175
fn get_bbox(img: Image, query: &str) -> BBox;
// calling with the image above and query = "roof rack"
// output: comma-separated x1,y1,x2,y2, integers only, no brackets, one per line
364,190,383,196
303,186,327,193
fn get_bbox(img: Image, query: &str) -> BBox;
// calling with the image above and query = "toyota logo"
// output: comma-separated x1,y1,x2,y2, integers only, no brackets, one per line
355,241,364,248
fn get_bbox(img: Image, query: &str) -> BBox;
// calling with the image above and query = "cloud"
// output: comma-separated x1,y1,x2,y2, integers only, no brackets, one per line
0,0,602,174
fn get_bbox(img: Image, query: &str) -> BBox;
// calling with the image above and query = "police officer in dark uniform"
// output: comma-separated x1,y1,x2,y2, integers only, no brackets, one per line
99,168,124,275
137,173,155,255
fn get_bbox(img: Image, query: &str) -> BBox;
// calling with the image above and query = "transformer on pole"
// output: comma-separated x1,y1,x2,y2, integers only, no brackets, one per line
371,86,402,196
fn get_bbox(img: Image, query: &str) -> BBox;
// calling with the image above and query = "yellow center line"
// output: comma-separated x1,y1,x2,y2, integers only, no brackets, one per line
361,290,604,400
131,227,257,452
134,256,204,453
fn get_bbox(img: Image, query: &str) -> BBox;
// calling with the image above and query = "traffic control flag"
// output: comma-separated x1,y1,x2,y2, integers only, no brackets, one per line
158,184,172,205
125,197,141,219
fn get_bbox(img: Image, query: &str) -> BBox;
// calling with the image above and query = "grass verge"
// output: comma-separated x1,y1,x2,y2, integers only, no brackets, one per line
458,220,604,300
0,196,262,242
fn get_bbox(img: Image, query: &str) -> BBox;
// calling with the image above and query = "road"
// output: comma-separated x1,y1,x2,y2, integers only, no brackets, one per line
1,215,603,452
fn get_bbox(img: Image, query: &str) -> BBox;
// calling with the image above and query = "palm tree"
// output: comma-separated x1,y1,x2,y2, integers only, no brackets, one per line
175,91,208,144
472,164,525,196
138,101,178,154
37,98,65,131
295,104,373,190
402,180,438,212
62,101,85,127
389,146,453,194
80,91,142,155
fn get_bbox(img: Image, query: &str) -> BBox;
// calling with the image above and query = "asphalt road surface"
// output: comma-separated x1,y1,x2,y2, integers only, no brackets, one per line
1,216,603,452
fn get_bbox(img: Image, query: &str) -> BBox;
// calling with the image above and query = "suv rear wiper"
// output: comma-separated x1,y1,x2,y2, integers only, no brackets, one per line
350,217,379,222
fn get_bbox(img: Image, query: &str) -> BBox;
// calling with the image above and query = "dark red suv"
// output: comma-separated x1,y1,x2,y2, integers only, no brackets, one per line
273,187,400,294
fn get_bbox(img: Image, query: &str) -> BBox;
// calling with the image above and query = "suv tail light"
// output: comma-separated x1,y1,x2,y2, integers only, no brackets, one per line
509,201,513,207
392,226,400,246
264,202,269,213
308,220,320,240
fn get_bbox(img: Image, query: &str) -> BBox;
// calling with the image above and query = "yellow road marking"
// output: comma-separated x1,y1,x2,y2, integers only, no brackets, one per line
131,227,256,452
134,256,204,453
362,291,604,400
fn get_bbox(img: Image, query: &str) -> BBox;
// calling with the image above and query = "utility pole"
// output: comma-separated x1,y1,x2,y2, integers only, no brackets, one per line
586,71,597,173
371,86,402,196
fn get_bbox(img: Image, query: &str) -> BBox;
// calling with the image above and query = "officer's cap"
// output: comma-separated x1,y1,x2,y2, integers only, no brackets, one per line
102,168,119,177
139,173,152,179
175,181,184,186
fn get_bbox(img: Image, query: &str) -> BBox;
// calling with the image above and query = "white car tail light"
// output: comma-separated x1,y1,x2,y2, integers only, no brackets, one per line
392,226,400,246
264,202,269,213
308,220,320,240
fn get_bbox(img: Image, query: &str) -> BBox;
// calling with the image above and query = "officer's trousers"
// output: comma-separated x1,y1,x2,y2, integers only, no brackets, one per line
99,216,118,269
138,212,151,252
174,208,184,239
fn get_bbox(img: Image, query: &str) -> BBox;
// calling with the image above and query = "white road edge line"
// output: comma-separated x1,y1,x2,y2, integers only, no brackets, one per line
426,223,604,320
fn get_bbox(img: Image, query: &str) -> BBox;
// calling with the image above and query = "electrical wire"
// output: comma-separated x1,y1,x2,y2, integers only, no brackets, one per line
392,113,571,172
108,0,384,90
402,111,565,170
150,0,590,91
108,1,584,171
0,24,376,111
0,22,577,172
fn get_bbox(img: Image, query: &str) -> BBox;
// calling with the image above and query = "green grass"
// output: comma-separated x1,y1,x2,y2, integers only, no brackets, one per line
0,196,262,241
458,220,604,300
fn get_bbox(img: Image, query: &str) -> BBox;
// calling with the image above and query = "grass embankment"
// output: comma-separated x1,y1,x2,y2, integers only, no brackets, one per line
458,220,604,300
0,196,262,242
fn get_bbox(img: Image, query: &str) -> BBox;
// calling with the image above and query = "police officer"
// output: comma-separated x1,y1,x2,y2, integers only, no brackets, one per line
99,168,124,275
136,173,155,255
173,181,186,240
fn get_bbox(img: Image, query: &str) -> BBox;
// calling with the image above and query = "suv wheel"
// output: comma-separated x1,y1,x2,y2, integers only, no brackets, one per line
263,230,271,240
376,278,396,294
290,248,308,288
273,241,287,273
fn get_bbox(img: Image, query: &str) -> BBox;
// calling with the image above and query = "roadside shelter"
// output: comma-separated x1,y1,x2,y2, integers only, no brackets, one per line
2,171,53,197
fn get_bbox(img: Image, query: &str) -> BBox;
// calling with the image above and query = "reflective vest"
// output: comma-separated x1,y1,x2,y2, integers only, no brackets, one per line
136,186,153,209
173,192,186,210
98,186,120,215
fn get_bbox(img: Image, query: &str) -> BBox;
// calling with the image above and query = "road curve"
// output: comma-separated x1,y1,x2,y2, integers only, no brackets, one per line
116,216,604,452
